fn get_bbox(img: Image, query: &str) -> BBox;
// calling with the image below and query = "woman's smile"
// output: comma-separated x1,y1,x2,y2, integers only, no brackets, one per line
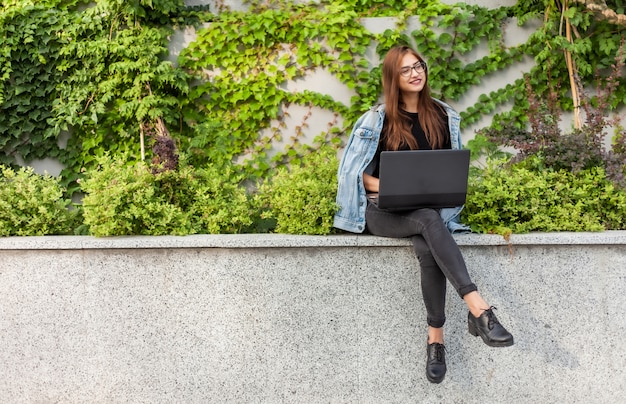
399,54,426,95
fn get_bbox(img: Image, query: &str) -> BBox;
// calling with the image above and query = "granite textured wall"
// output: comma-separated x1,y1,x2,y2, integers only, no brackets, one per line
1,232,625,403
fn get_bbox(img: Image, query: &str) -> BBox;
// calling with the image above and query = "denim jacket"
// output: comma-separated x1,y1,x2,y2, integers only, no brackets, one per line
333,100,471,234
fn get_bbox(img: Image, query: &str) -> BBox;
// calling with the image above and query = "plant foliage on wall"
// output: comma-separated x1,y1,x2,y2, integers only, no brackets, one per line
2,0,625,187
1,0,625,235
0,0,207,192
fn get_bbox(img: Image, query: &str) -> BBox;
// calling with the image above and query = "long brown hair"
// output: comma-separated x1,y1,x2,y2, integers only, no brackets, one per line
381,45,447,150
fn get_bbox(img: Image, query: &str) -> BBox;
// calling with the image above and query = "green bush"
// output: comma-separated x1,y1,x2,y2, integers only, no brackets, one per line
468,54,626,236
255,145,339,235
181,165,256,234
81,155,254,236
480,57,626,190
0,165,78,236
464,156,626,235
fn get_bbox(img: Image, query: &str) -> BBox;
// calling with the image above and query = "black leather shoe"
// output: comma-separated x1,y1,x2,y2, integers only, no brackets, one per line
468,306,514,347
426,342,446,383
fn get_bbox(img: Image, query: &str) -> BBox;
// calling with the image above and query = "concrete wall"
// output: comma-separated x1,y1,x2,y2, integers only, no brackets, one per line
1,232,625,403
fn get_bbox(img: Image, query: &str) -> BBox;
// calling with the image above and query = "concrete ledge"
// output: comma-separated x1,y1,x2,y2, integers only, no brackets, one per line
1,232,625,403
2,230,626,249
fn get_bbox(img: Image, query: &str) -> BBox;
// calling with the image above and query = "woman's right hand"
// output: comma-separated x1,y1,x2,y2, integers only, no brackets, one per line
363,172,380,193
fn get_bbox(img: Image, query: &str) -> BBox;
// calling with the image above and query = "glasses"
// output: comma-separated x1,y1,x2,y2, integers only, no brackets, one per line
399,62,426,77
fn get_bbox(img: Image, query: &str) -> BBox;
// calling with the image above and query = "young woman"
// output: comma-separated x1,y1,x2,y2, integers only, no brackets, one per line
333,45,514,384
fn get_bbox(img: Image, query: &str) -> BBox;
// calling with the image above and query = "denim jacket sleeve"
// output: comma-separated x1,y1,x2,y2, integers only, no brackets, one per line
333,105,385,233
435,99,472,234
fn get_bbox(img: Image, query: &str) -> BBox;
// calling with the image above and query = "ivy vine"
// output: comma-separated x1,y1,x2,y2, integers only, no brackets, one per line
0,2,73,164
1,0,625,195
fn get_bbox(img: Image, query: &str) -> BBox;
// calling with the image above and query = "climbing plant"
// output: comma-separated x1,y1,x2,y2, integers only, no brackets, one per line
177,0,538,180
492,0,626,128
1,0,625,195
0,0,208,192
178,1,372,178
0,1,83,166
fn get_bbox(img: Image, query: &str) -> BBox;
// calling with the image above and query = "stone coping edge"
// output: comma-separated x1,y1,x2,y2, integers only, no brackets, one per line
1,231,626,250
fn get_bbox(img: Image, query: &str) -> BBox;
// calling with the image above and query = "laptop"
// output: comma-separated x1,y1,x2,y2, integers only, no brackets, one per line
367,149,470,210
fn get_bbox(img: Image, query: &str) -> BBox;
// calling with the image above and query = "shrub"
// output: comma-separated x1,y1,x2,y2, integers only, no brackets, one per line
468,48,626,235
255,145,339,235
0,165,78,236
81,155,254,236
81,158,187,236
181,165,256,234
464,156,626,235
479,50,626,190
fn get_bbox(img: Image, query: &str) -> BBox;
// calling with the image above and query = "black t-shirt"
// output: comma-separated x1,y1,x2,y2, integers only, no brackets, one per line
365,109,451,178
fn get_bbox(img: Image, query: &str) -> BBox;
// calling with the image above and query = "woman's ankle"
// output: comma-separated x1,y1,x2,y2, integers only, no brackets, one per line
427,326,444,344
464,291,489,318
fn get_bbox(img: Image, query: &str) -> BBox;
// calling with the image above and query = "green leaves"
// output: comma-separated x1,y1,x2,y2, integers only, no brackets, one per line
0,1,194,192
178,2,373,180
0,5,68,163
464,157,626,235
2,0,626,235
80,155,255,236
255,144,339,235
0,165,79,236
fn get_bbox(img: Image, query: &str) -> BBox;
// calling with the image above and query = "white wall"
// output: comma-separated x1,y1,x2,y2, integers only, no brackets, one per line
28,1,624,175
166,2,539,163
170,2,624,163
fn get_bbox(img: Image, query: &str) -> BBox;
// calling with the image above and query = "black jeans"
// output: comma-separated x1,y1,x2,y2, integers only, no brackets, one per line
365,203,477,328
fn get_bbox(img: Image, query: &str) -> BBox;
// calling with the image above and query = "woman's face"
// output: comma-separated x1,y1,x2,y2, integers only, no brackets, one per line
397,53,426,97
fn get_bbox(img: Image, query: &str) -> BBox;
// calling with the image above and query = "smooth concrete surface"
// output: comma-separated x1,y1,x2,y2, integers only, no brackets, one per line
1,232,625,403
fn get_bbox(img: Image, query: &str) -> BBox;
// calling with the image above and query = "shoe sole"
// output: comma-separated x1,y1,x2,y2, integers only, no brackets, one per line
468,323,514,347
476,337,514,347
426,374,445,384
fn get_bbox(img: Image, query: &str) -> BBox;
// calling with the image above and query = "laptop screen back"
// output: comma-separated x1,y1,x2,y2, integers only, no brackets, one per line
377,149,470,210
